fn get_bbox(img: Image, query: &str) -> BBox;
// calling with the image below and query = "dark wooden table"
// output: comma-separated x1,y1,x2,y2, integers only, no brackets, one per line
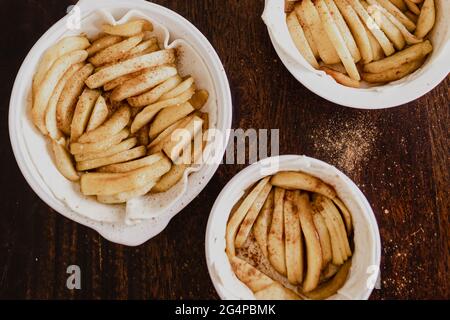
0,0,448,300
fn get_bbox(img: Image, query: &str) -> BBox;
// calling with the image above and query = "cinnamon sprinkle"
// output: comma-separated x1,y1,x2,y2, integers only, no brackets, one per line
310,114,379,176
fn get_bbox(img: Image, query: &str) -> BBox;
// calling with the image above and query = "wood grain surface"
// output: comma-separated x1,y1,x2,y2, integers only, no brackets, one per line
0,0,448,300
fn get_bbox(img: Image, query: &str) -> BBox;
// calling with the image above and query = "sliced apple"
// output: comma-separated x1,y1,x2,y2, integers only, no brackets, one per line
297,192,323,292
268,187,287,276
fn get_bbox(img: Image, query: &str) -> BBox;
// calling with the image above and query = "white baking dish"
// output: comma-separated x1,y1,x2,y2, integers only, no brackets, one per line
206,155,381,299
9,0,232,246
262,0,449,109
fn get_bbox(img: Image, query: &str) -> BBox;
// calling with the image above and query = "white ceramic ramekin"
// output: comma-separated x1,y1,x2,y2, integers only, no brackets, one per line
262,0,449,109
9,0,232,246
205,155,381,300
